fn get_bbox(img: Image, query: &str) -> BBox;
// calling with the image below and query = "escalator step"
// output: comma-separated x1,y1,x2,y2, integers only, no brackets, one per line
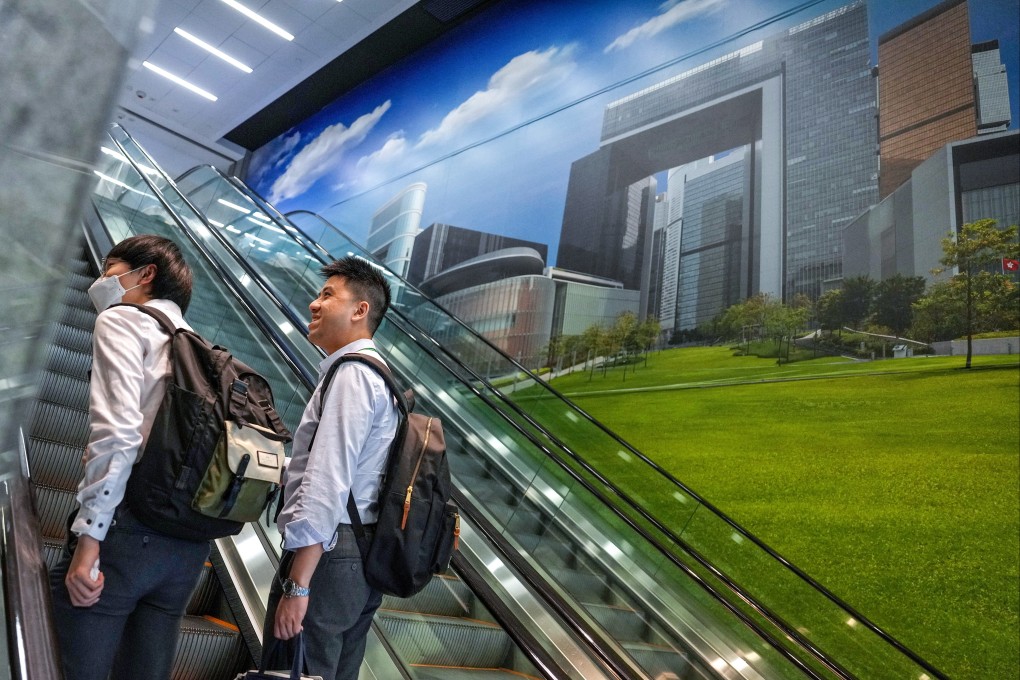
61,305,97,333
41,537,64,571
61,286,91,310
37,370,90,410
43,344,92,381
408,666,542,680
28,401,89,449
32,485,78,540
50,322,93,354
376,610,512,669
622,640,693,677
27,438,84,489
382,572,472,618
187,563,219,616
171,615,245,680
584,601,651,643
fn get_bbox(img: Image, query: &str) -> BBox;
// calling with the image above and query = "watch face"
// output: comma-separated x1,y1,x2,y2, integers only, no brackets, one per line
282,578,308,597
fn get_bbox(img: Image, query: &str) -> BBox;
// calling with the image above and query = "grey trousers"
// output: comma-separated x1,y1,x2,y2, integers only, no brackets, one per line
264,523,383,680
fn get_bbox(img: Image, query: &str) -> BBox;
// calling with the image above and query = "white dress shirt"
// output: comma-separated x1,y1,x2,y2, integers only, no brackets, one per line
277,338,399,551
72,300,190,541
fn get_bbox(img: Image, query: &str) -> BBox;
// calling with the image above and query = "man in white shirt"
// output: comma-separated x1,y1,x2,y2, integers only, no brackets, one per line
49,235,210,680
267,256,397,680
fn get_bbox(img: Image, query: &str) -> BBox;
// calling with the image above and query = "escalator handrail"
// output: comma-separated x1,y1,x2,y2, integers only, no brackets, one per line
276,209,951,680
104,127,317,389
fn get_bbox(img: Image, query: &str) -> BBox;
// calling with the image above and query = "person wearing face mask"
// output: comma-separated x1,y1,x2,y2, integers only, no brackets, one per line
48,234,209,680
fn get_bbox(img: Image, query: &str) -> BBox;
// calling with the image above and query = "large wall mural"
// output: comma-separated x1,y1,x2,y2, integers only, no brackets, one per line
245,0,1018,365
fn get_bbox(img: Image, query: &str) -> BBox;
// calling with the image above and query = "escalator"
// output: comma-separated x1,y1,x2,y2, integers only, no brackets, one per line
172,160,954,680
22,127,611,680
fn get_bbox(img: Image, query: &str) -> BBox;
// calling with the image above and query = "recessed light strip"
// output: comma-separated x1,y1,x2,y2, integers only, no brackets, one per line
219,0,294,41
142,61,217,101
174,27,253,73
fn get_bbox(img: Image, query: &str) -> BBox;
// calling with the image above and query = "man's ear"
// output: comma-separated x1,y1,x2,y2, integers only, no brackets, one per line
138,264,157,286
353,300,370,322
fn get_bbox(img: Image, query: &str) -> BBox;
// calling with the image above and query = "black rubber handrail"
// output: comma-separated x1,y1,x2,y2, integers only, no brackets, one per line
278,210,951,680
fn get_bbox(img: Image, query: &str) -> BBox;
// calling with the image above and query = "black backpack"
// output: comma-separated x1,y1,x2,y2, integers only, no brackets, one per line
315,353,459,597
116,304,293,541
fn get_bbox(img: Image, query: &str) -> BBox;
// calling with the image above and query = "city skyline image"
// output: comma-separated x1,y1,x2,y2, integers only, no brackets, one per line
245,0,1017,339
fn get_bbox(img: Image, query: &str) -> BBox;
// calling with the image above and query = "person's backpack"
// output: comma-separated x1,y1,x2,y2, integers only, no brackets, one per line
116,303,293,541
315,353,459,597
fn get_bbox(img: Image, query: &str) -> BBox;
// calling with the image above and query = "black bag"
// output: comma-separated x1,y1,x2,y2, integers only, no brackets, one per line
235,632,321,680
117,304,292,541
316,353,459,598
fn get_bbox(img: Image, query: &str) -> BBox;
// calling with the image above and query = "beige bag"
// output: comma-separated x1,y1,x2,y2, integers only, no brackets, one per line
194,420,287,522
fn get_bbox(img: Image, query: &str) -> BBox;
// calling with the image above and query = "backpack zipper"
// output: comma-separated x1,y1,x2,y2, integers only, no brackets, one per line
401,417,433,530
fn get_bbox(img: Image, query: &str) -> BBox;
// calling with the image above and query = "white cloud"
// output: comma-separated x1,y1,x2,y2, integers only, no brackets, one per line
272,131,302,169
416,46,577,149
268,101,392,203
353,46,577,189
605,0,728,53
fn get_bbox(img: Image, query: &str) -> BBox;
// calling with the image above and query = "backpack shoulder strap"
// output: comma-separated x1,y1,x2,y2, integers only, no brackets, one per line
111,302,177,337
319,353,410,417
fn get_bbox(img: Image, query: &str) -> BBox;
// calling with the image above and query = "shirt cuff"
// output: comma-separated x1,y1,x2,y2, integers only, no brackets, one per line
71,508,114,541
281,517,337,552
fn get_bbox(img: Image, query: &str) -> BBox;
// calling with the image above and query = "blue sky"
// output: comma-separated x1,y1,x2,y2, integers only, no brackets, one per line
246,0,1019,264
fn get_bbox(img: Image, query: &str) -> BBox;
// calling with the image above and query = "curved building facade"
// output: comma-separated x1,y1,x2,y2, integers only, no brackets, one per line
368,182,427,278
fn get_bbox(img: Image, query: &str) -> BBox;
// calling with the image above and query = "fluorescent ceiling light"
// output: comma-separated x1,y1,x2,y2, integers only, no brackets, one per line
142,61,217,101
174,27,253,73
219,0,294,41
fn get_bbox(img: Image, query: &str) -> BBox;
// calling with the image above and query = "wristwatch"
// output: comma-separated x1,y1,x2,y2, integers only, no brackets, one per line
281,578,310,598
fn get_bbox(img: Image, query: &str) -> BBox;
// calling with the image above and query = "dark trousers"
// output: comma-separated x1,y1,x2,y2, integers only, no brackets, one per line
264,524,383,680
48,507,210,680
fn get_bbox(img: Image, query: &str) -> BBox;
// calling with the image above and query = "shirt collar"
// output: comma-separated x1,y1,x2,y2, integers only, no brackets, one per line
318,338,378,376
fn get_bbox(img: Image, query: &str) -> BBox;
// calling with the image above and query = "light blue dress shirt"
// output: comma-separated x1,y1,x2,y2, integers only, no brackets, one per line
277,339,399,551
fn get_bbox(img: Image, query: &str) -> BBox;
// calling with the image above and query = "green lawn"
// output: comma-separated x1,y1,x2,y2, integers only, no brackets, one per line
543,348,1020,679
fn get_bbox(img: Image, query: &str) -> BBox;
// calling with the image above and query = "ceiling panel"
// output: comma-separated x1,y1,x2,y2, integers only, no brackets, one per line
117,0,489,160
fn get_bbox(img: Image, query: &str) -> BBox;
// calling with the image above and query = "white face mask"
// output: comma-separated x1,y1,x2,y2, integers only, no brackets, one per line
87,266,146,313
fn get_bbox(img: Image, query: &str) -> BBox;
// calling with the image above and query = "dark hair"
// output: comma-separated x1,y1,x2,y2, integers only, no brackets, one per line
321,256,391,334
106,235,193,313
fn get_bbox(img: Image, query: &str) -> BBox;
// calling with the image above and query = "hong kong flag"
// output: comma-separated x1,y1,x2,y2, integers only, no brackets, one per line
1004,258,1020,273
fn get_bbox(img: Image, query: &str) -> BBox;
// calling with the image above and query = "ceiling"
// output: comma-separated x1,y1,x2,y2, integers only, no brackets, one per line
114,0,490,164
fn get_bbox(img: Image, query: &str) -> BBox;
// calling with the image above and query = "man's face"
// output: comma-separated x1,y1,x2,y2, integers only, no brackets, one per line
101,257,153,305
308,276,366,354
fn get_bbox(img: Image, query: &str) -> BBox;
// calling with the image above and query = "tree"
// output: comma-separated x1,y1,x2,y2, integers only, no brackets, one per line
937,219,1020,368
841,276,875,329
816,289,845,334
910,281,966,343
872,275,926,337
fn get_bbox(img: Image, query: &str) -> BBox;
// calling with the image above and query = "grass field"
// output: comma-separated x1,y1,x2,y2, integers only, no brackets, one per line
542,349,1020,679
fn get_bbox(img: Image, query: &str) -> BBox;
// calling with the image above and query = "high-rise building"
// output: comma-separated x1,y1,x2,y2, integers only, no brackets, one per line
973,40,1012,134
658,167,686,334
560,1,877,313
876,0,1015,199
675,149,752,331
367,182,427,277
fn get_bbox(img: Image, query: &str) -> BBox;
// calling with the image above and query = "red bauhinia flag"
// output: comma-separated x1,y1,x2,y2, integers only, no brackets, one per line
1003,258,1020,273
